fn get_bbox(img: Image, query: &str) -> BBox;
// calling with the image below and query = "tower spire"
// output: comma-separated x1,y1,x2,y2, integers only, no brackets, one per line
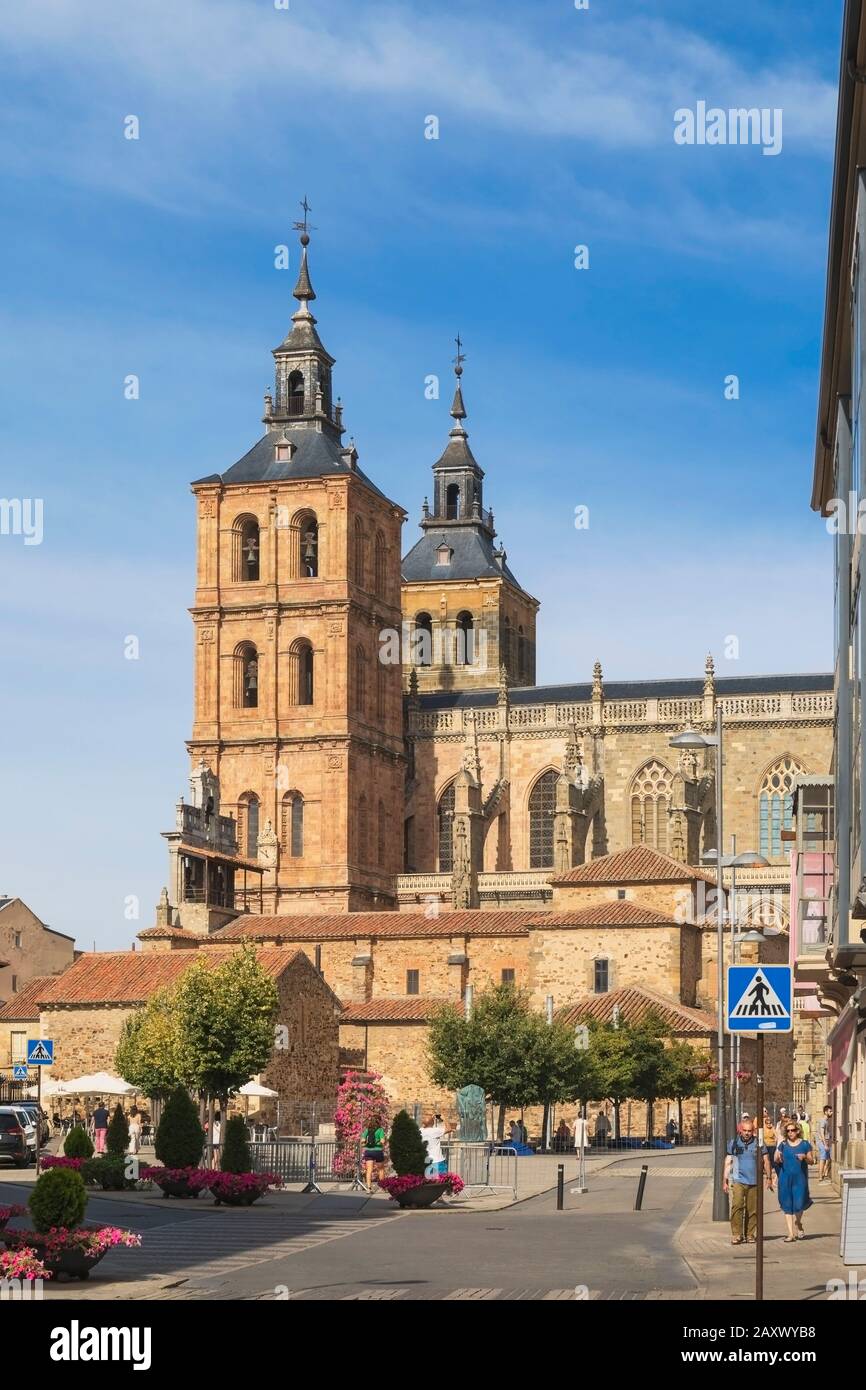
450,333,467,423
292,195,317,304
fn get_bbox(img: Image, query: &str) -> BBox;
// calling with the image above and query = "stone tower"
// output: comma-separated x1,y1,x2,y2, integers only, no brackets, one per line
188,220,406,913
401,345,539,693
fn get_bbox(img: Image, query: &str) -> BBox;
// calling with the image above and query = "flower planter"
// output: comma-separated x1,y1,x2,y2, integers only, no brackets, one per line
141,1166,212,1199
0,1206,26,1231
378,1174,464,1208
213,1191,258,1207
391,1181,448,1209
207,1173,280,1206
152,1175,201,1199
1,1225,140,1282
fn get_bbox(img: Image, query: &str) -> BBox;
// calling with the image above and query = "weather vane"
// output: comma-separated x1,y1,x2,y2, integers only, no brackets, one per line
293,196,317,244
453,333,466,376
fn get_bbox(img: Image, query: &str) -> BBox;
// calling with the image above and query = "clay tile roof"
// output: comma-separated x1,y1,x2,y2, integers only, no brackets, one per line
557,986,716,1036
539,900,675,928
340,998,456,1023
0,975,54,1021
136,925,198,941
551,845,718,887
213,909,544,942
37,947,310,1006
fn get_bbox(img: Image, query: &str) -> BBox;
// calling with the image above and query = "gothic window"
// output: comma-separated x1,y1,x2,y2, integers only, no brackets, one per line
377,799,386,869
529,770,557,868
289,638,314,706
630,760,674,854
234,643,259,708
446,483,460,519
232,516,260,582
456,611,475,665
759,756,806,859
437,782,456,872
374,530,386,596
280,792,304,858
376,661,386,721
593,958,610,994
354,519,366,588
413,612,433,666
355,644,367,715
357,793,368,865
292,510,318,578
238,793,259,858
287,369,304,416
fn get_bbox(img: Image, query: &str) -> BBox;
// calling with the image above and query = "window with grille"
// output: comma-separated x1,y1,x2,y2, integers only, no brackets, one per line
593,958,609,994
406,969,420,995
501,968,515,986
630,760,673,853
11,1032,25,1062
529,771,557,868
759,756,805,859
437,783,455,871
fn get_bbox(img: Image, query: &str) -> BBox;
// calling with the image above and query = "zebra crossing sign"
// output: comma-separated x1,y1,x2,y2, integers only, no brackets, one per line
726,965,792,1033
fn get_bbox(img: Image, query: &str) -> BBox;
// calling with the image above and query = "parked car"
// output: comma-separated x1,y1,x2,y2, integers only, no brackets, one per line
0,1107,36,1168
16,1103,49,1145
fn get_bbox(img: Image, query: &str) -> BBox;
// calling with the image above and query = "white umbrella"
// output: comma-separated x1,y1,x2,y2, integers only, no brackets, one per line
29,1078,70,1097
238,1081,279,1098
60,1072,135,1096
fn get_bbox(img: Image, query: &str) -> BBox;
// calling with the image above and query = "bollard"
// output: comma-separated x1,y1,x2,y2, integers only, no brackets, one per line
556,1163,564,1210
634,1164,648,1211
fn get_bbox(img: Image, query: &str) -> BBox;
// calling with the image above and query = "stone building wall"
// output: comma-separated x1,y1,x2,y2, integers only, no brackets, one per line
0,900,76,1006
525,925,696,1009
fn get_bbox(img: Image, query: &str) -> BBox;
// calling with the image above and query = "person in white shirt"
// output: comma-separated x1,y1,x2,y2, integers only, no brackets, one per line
420,1114,452,1174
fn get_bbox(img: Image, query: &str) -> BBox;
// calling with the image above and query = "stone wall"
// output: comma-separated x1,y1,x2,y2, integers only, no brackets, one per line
0,900,76,1007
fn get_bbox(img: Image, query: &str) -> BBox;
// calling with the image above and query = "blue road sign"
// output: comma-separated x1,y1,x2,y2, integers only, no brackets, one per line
12,1065,28,1081
726,965,793,1033
26,1039,54,1065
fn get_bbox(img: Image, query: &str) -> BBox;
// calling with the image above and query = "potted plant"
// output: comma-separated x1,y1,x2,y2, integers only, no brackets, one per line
1,1168,141,1281
143,1087,206,1197
203,1116,280,1206
63,1126,94,1160
377,1111,464,1209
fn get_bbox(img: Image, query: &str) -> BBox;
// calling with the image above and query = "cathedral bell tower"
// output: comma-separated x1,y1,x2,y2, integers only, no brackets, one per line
188,208,406,913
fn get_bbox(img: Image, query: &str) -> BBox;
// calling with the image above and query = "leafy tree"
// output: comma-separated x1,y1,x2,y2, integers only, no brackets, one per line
106,1103,129,1158
660,1040,712,1141
389,1110,428,1177
114,987,180,1099
334,1070,391,1175
587,1021,638,1141
154,1087,203,1169
625,1012,671,1143
29,1167,87,1233
220,1116,251,1174
63,1125,93,1159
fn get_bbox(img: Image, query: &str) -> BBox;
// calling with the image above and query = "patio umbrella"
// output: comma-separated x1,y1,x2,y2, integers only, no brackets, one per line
238,1082,279,1098
60,1072,135,1096
29,1078,70,1097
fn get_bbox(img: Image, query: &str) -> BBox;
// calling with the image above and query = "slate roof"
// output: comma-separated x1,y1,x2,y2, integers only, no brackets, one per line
552,845,718,887
416,672,834,710
402,528,522,586
0,976,54,1022
36,948,309,1006
557,986,716,1036
192,429,392,501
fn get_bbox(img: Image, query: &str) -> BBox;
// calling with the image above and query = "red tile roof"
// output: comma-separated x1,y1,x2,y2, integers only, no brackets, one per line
340,998,456,1023
136,926,199,941
533,900,675,928
557,986,715,1036
552,845,718,887
36,947,309,1006
0,976,54,1021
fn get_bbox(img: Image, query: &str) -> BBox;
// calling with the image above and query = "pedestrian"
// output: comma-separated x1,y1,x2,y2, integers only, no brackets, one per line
799,1110,812,1143
92,1098,109,1155
761,1109,777,1187
818,1105,833,1182
723,1113,772,1245
774,1118,813,1241
595,1110,611,1148
419,1113,452,1174
211,1112,222,1169
554,1119,571,1152
775,1108,790,1147
361,1115,387,1192
666,1117,679,1147
509,1119,521,1145
127,1105,142,1156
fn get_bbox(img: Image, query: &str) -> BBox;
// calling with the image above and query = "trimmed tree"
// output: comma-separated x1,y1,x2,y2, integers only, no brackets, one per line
626,1012,671,1143
29,1167,87,1233
220,1116,251,1174
106,1103,129,1158
589,1021,638,1142
389,1110,428,1177
661,1040,713,1142
334,1070,391,1175
154,1087,204,1170
64,1125,94,1160
114,987,180,1100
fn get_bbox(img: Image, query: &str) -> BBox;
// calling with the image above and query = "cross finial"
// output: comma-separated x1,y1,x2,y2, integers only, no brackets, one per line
293,195,317,246
453,333,466,378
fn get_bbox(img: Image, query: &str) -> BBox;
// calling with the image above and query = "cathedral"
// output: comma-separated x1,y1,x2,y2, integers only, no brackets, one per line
142,226,833,1119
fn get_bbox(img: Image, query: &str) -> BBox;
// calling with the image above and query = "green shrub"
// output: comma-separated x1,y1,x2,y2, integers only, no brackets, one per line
29,1167,87,1233
64,1126,94,1160
388,1110,427,1177
220,1116,251,1174
154,1088,203,1169
106,1103,129,1158
83,1156,130,1191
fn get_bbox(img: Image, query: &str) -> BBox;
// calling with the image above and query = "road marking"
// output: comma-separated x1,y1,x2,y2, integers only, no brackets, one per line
342,1288,411,1300
443,1287,503,1300
598,1168,712,1178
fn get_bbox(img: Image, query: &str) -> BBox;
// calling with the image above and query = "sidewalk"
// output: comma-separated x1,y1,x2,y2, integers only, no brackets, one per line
676,1179,849,1302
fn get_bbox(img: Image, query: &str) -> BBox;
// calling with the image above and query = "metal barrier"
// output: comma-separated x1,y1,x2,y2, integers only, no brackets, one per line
249,1139,367,1192
443,1142,518,1201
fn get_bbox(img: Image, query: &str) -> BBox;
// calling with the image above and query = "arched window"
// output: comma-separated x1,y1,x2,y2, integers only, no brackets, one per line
376,661,386,721
289,638,314,706
355,644,367,714
529,770,557,868
759,756,805,859
234,643,259,708
456,611,475,665
287,369,304,416
280,792,304,858
437,782,456,872
357,793,368,865
354,519,366,588
232,516,260,582
630,760,674,853
374,530,386,596
292,510,318,578
413,612,433,667
238,793,259,858
446,483,460,519
378,799,386,869
517,626,527,682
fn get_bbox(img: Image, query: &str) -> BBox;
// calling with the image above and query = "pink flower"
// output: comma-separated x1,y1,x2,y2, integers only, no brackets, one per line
378,1173,464,1199
0,1246,51,1281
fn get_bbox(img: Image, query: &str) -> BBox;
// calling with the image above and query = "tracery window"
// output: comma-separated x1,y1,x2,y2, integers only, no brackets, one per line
630,760,674,853
437,782,455,872
529,770,557,868
759,756,805,859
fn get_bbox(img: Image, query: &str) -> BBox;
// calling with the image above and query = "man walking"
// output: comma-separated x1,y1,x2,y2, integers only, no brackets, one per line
92,1098,109,1155
818,1105,833,1182
723,1113,771,1245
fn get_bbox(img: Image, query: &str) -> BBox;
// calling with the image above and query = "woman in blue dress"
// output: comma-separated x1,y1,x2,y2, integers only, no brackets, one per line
774,1119,813,1241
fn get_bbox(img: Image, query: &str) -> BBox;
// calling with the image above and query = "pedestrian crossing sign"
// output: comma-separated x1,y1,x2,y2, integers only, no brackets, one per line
12,1065,28,1081
26,1039,54,1065
726,965,792,1033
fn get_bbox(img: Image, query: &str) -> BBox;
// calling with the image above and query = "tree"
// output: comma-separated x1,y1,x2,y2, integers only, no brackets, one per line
334,1070,391,1175
588,1021,638,1141
29,1167,87,1234
626,1012,671,1143
660,1040,712,1141
114,987,180,1100
389,1110,428,1177
154,1087,204,1169
63,1125,93,1160
221,1116,251,1174
106,1102,129,1158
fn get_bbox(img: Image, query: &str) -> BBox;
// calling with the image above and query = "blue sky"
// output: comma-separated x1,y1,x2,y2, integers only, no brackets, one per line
0,0,843,947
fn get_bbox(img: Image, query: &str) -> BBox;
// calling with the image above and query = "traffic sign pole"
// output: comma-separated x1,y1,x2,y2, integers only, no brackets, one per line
35,1065,41,1175
755,1034,764,1301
